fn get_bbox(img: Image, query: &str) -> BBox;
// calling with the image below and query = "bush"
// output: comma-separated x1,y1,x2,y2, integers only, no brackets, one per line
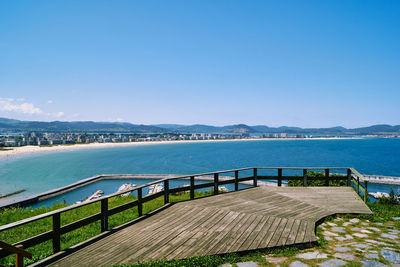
287,171,347,187
378,189,400,205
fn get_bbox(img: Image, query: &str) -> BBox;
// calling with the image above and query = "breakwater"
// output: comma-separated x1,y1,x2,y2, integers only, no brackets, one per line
0,174,278,209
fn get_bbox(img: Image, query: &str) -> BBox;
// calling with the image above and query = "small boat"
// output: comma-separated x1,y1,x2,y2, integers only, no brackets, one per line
117,183,136,196
84,189,104,202
218,186,230,192
147,183,164,195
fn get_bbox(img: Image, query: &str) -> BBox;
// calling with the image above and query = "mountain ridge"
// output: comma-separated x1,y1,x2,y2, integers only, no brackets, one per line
0,117,399,134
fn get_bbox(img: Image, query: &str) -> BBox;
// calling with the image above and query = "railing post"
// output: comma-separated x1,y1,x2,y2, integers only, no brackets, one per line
303,169,307,186
101,198,108,232
278,168,282,187
234,170,239,191
253,168,258,187
357,176,360,195
164,180,169,204
15,245,24,267
364,180,368,203
52,213,60,253
190,176,195,200
214,173,219,195
138,188,142,217
325,168,330,186
347,169,352,186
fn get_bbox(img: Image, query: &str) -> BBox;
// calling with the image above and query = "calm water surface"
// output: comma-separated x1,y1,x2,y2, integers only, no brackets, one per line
1,138,399,204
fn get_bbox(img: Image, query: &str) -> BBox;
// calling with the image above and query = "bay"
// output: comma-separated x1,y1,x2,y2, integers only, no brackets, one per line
1,138,400,204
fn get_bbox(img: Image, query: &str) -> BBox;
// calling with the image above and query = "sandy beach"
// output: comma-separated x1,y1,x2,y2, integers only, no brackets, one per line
0,137,359,158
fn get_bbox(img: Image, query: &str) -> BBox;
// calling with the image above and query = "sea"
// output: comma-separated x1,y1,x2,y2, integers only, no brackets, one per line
1,138,400,207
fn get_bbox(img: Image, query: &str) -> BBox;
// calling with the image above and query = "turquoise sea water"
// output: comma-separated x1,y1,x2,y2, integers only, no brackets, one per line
1,138,400,205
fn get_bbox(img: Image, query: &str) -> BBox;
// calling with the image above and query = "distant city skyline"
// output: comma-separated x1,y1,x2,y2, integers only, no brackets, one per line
0,1,399,128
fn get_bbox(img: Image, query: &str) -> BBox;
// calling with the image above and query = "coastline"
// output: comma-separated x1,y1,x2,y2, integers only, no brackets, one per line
0,137,360,158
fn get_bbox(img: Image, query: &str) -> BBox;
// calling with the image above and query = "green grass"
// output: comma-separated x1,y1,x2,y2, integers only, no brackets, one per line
0,190,212,266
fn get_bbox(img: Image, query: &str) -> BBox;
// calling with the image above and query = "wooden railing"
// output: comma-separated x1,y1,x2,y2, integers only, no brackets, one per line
0,241,32,267
0,167,367,265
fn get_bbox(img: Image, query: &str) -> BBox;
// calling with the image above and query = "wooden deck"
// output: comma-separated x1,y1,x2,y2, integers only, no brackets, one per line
38,186,371,267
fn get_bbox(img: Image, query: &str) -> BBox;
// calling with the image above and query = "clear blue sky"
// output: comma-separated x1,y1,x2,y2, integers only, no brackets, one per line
0,0,399,128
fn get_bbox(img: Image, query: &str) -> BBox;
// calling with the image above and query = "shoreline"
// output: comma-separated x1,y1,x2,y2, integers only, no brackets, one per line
0,137,361,158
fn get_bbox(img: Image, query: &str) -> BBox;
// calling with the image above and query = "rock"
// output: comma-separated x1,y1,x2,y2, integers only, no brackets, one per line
381,249,400,263
392,217,400,220
344,234,353,240
360,260,388,267
374,222,383,226
324,231,339,237
296,251,328,260
361,222,369,226
342,222,351,226
236,262,259,267
350,218,360,223
364,253,379,259
333,253,356,261
325,236,333,241
377,237,388,241
365,239,388,245
389,229,400,233
350,243,370,249
381,233,398,239
219,264,232,267
290,261,309,267
263,256,287,263
319,225,326,230
334,218,343,221
351,227,361,231
331,227,346,233
360,229,372,234
335,237,347,241
327,222,338,227
353,233,369,238
367,227,381,232
319,259,347,267
334,247,351,252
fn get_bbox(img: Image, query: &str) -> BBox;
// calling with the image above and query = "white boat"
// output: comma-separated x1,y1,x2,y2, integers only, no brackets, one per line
147,183,164,195
117,183,136,196
83,189,104,202
218,186,230,192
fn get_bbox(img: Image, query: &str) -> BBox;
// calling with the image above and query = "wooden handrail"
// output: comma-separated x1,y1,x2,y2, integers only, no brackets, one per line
0,166,367,262
0,241,32,267
0,166,351,232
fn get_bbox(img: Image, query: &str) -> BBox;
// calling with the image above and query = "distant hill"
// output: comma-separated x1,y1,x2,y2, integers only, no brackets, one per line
348,124,400,134
0,117,399,134
0,118,165,133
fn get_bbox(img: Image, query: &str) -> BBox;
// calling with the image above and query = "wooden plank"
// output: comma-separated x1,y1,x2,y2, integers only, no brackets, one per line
228,214,264,252
295,220,307,243
285,219,301,245
276,218,295,246
267,218,288,247
257,217,283,248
